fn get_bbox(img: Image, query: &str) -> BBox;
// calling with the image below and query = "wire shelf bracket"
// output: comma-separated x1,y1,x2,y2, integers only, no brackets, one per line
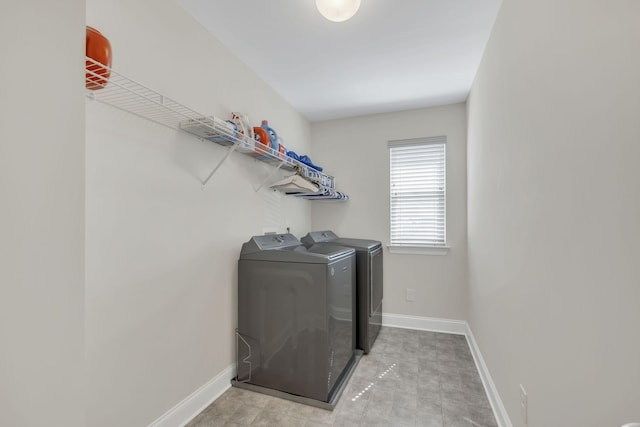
253,161,286,193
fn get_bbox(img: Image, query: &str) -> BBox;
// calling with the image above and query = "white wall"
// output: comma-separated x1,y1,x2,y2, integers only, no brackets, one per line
85,0,311,425
0,1,85,426
467,0,640,426
310,104,468,320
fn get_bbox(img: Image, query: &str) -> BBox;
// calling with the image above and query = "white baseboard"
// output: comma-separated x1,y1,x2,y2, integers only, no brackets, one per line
465,325,513,427
383,312,512,427
148,364,235,427
382,312,467,335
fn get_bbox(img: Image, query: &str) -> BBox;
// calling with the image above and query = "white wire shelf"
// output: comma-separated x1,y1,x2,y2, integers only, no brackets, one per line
85,57,347,200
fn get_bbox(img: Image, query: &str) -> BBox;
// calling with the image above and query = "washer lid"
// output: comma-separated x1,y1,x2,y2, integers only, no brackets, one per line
306,244,355,261
239,234,354,264
301,230,339,244
301,230,381,251
330,237,382,251
240,233,301,253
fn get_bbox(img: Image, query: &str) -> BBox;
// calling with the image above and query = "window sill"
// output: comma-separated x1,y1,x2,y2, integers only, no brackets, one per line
387,245,449,256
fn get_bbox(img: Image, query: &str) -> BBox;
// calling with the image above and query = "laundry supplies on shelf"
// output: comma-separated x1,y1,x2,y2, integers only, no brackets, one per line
84,57,347,200
270,175,320,194
230,112,254,141
286,150,323,172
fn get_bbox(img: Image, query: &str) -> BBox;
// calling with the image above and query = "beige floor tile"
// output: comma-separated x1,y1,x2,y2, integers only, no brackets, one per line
187,327,497,427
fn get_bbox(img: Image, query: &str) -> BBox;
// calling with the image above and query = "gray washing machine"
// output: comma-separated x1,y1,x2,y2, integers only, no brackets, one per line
235,234,357,405
302,231,383,354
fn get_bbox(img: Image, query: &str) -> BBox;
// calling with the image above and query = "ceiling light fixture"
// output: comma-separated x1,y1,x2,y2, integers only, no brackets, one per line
315,0,361,23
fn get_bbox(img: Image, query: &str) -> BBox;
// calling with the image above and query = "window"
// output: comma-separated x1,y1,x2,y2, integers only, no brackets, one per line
389,136,446,253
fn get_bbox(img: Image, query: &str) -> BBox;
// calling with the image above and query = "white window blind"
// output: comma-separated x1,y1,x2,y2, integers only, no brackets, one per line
389,136,446,248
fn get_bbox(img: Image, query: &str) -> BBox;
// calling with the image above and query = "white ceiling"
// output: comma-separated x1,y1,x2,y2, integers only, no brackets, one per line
177,0,502,122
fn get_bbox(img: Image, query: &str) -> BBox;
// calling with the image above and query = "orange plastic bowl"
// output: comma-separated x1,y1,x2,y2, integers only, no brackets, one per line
86,26,112,90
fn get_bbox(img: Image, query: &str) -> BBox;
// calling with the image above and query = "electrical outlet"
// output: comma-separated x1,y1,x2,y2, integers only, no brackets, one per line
406,288,415,302
520,384,528,425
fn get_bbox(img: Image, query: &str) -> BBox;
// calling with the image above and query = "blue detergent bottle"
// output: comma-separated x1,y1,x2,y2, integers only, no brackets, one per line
261,120,279,153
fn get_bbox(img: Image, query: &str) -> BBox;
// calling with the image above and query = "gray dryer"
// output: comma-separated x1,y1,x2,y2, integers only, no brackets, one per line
236,234,356,404
302,230,383,354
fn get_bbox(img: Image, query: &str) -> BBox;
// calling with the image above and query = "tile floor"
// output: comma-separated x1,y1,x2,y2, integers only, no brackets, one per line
187,327,498,427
